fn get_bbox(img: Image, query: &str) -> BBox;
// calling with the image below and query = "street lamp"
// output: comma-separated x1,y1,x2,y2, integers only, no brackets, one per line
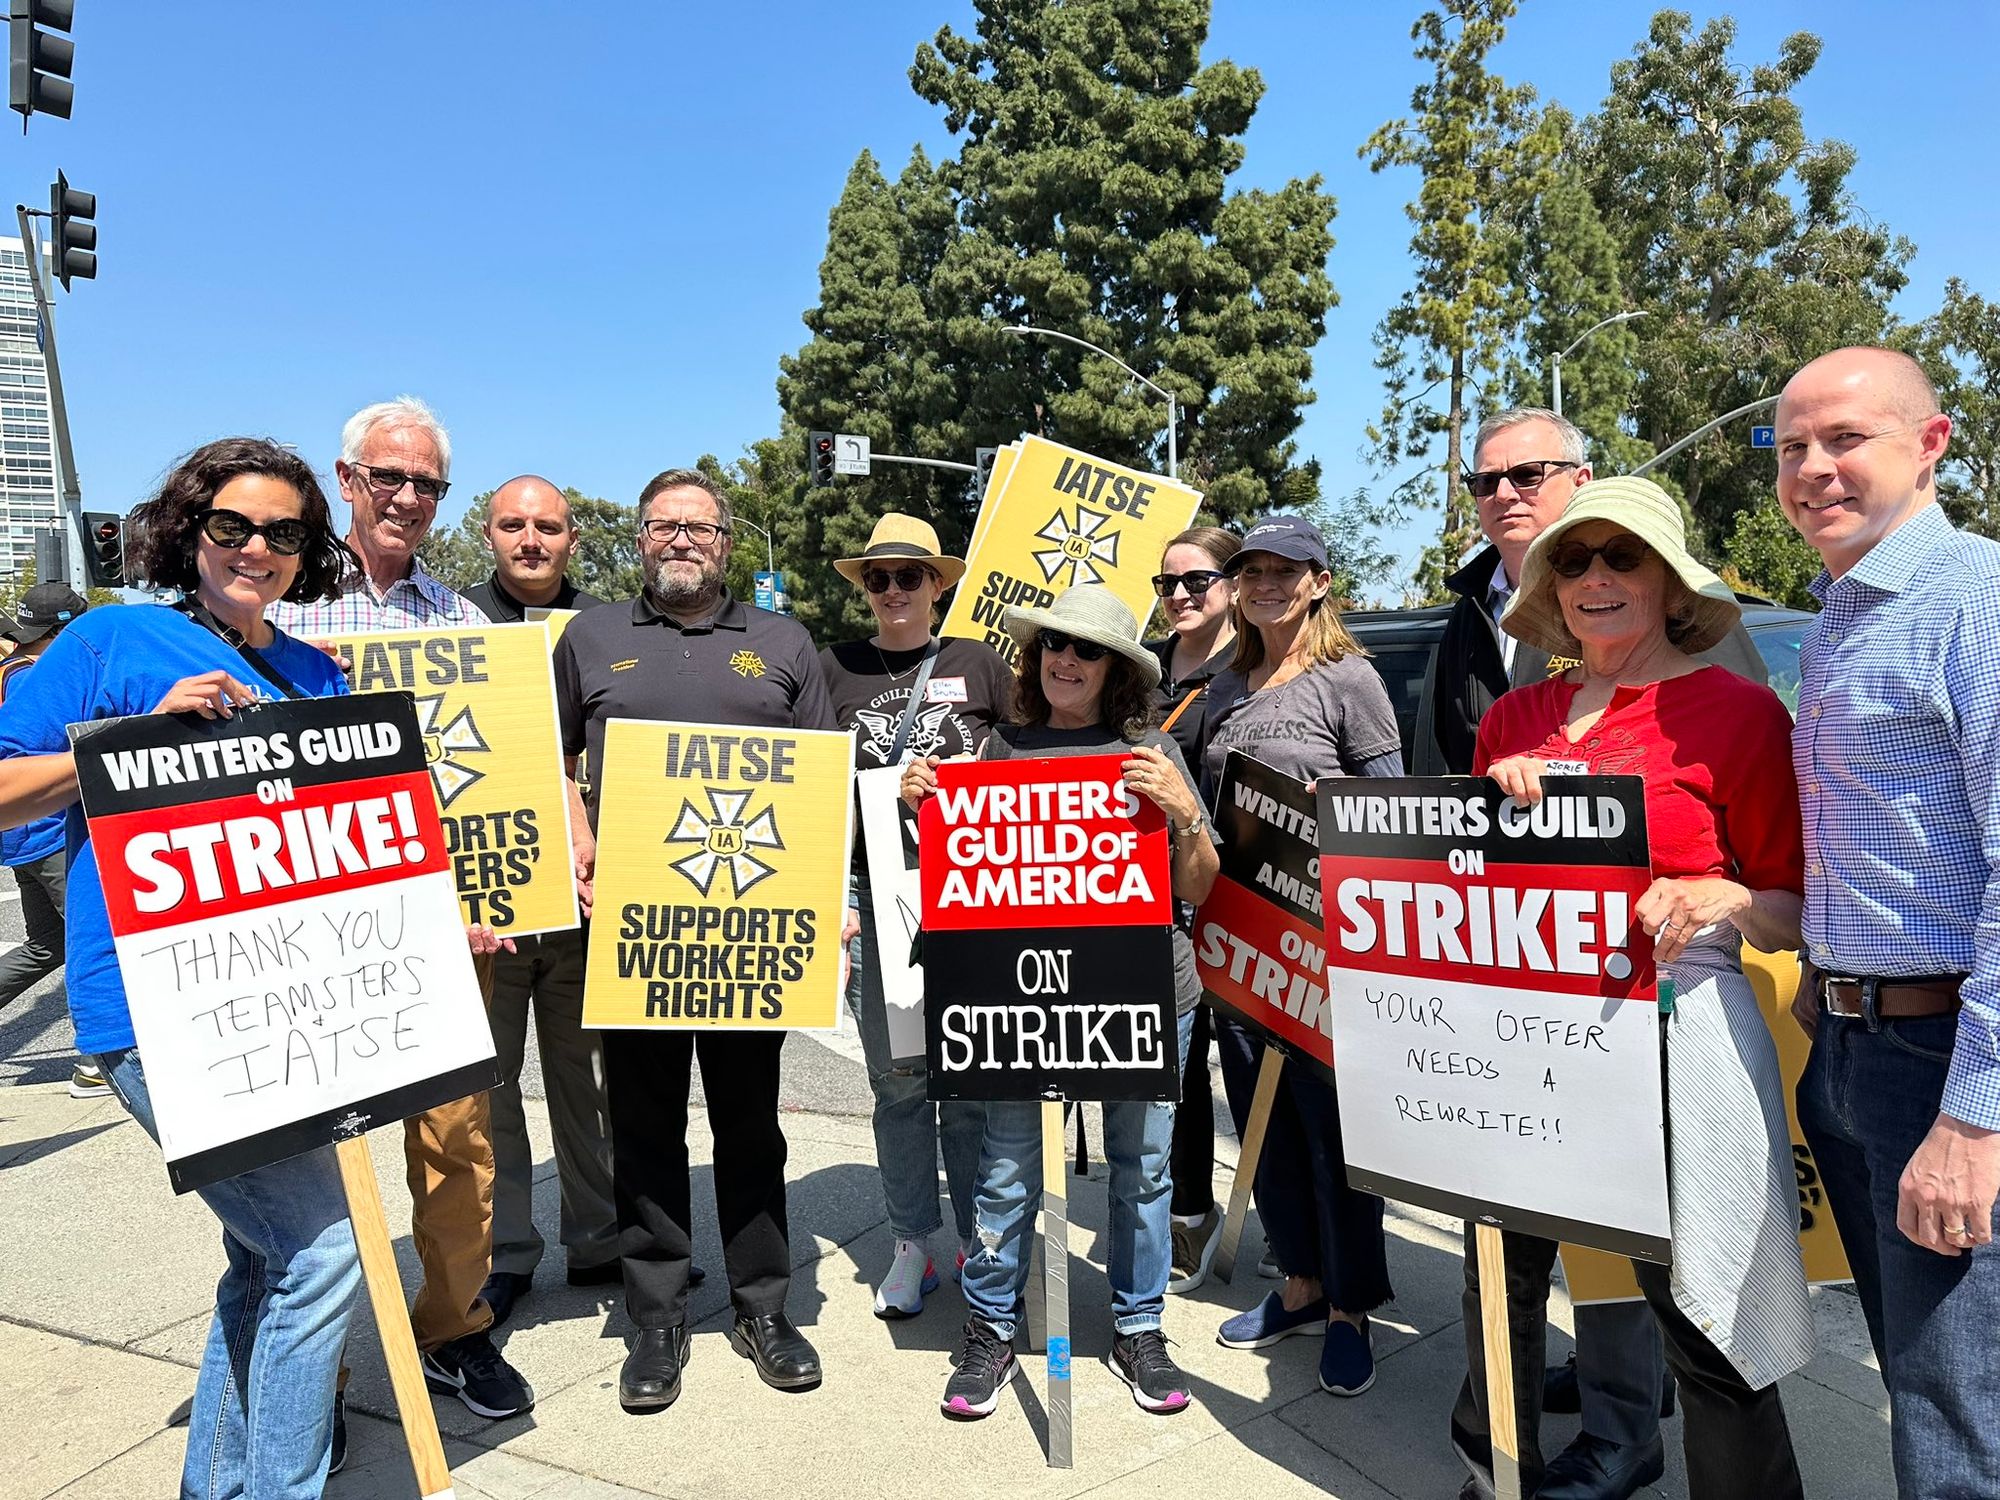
1000,324,1179,480
1551,310,1646,418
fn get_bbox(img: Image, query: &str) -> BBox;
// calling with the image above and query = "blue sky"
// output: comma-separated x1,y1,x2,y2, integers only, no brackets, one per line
18,2,1997,599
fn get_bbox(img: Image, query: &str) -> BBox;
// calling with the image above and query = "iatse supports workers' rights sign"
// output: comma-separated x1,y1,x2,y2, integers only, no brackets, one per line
583,721,852,1030
919,755,1177,1102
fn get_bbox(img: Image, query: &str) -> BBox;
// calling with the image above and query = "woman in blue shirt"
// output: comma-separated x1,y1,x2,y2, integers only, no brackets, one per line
0,437,487,1499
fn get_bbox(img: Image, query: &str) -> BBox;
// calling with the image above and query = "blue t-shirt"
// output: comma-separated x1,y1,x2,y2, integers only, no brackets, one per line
0,653,64,866
0,604,350,1053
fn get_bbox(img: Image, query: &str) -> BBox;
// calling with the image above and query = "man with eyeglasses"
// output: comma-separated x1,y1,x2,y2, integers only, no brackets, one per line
270,397,535,1437
1431,407,1764,1500
552,467,837,1413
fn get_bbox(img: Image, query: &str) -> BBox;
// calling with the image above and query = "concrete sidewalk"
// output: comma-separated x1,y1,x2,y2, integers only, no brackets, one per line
1,1070,1895,1500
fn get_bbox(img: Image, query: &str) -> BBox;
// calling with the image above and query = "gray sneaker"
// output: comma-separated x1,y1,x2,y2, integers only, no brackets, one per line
68,1064,110,1099
1167,1207,1224,1293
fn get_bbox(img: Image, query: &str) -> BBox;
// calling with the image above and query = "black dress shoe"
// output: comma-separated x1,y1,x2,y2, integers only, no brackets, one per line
1535,1432,1666,1500
1544,1352,1677,1419
480,1270,533,1330
728,1311,822,1390
619,1325,690,1411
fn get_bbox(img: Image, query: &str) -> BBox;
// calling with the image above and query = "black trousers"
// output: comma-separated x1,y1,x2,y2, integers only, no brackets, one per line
604,1028,790,1329
1169,1002,1215,1216
1450,1226,1803,1499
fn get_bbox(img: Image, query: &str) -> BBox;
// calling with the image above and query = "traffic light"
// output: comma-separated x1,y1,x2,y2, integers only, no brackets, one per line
82,509,121,588
808,430,836,487
8,0,74,124
50,170,95,289
974,446,998,493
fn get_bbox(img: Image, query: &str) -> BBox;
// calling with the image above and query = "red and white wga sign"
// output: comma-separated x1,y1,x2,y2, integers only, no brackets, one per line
918,754,1177,1102
1317,776,1670,1261
69,693,497,1194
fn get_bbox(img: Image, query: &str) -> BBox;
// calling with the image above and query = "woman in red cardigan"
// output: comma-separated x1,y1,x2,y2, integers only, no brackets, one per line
1449,475,1813,1500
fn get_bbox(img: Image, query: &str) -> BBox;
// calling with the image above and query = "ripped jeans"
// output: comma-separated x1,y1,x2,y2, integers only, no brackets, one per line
960,1008,1194,1341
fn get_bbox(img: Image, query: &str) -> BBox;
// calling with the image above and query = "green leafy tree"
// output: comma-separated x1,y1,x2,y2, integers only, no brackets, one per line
1720,502,1821,608
418,489,643,600
1361,0,1550,601
1578,12,1912,549
1913,277,2000,537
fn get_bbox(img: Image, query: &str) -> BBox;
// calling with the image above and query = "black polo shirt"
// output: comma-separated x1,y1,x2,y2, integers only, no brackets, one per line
462,572,605,623
553,591,835,827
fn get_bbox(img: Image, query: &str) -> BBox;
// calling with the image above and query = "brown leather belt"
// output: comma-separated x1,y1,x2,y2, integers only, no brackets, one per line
1807,964,1965,1019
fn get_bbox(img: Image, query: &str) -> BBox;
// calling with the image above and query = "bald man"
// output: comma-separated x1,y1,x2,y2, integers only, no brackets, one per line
1781,347,2000,1497
466,478,622,1324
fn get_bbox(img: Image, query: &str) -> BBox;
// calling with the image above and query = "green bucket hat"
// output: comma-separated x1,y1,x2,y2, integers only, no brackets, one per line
1002,583,1161,688
1501,475,1741,657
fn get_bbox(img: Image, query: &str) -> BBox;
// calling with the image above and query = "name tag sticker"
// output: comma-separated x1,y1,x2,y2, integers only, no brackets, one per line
1543,758,1590,776
926,676,969,703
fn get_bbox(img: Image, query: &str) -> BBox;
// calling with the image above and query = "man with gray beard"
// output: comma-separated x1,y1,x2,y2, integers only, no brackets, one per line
551,468,836,1413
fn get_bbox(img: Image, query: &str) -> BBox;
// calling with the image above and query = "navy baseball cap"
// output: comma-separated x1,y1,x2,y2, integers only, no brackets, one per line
1224,514,1330,574
5,582,88,645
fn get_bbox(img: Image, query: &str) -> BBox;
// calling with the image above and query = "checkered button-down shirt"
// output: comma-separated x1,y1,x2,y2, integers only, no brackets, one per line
267,558,489,634
1795,503,2000,1129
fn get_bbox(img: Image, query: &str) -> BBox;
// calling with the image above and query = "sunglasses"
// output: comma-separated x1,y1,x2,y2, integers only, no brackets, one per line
1151,569,1225,599
1548,534,1650,579
352,462,449,503
1463,460,1579,499
1036,628,1111,662
196,508,311,557
862,565,935,594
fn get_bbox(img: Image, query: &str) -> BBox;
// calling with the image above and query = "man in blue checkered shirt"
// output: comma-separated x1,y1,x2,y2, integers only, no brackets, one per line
1782,346,2000,1497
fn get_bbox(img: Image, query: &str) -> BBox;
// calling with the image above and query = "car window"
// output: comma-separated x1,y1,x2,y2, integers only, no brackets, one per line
1749,620,1806,718
1357,641,1434,763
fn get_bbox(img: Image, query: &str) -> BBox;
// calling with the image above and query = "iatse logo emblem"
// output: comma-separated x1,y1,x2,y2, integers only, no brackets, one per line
666,788,785,897
414,694,489,808
1032,504,1120,587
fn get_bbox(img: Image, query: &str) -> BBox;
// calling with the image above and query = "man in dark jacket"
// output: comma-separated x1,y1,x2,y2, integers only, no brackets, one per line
1430,408,1770,1500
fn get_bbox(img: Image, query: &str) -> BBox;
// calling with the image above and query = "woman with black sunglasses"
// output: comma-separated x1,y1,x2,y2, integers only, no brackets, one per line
901,584,1219,1422
0,438,508,1497
819,516,1012,1320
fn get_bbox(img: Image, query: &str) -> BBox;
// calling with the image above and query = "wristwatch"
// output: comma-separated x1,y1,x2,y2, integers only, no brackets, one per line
1170,815,1206,842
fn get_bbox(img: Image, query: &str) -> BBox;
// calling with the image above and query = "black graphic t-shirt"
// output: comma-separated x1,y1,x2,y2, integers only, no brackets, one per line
819,635,1016,769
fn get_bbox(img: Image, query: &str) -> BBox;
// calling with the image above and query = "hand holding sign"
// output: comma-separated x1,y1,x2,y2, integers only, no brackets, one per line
152,669,260,720
1121,743,1202,829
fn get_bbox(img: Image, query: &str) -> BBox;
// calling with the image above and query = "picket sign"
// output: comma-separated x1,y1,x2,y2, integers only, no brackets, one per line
1476,1223,1523,1500
1211,1043,1283,1284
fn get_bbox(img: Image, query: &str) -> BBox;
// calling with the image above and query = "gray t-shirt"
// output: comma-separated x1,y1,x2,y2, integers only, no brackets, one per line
985,722,1206,1014
1198,655,1403,791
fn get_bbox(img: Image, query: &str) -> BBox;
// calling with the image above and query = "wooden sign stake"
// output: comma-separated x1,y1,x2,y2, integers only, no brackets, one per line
1475,1223,1522,1500
336,1131,456,1500
1213,1043,1284,1281
1040,1098,1073,1470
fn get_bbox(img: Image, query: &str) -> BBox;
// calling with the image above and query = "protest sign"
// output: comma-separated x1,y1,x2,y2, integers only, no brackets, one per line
856,764,926,1064
919,754,1176,1101
70,693,496,1195
1317,775,1670,1262
963,441,1019,562
583,719,853,1030
1195,753,1336,1083
525,605,580,645
326,623,578,935
942,436,1201,665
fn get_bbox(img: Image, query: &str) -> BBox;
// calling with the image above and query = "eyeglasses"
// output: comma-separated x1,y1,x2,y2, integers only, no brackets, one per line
1151,569,1225,599
351,462,449,503
196,508,312,557
1548,534,1650,579
862,565,934,594
1036,628,1111,662
1463,460,1579,499
640,518,730,544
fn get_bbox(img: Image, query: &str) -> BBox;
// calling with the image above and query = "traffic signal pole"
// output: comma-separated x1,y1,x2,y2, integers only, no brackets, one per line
14,200,85,590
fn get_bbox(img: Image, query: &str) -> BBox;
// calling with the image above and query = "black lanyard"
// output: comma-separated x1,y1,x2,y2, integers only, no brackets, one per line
172,599,308,702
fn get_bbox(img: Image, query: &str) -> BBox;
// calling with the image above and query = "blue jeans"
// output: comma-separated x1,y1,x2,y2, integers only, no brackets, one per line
961,1008,1194,1340
1798,1013,2000,1499
847,875,983,1242
99,1048,362,1500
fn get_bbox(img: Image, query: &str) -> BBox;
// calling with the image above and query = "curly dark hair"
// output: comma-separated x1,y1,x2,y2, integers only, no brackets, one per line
125,438,355,603
1010,638,1159,743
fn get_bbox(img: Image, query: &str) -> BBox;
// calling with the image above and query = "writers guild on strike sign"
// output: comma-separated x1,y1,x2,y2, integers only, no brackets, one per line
68,694,496,1194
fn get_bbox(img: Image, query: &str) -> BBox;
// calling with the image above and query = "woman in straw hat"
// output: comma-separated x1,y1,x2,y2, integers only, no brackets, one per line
1455,475,1811,1500
821,515,1013,1320
902,583,1219,1420
1196,515,1403,1401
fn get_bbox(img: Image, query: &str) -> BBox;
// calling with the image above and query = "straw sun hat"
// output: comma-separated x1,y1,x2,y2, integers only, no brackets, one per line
832,514,966,590
1002,584,1162,688
1501,475,1741,657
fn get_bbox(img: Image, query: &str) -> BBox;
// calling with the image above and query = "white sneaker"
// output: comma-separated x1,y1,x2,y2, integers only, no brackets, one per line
1256,1250,1281,1279
1167,1207,1225,1294
874,1238,941,1320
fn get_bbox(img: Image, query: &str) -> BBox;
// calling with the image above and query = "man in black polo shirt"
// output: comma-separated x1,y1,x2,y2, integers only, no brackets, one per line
461,476,627,1331
553,467,835,1413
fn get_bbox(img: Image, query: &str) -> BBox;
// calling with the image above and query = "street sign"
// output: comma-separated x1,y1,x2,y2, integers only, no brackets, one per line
835,433,871,477
1750,426,1776,449
754,570,787,613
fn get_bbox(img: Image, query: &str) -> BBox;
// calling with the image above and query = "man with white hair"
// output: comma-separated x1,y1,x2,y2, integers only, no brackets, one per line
271,398,531,1442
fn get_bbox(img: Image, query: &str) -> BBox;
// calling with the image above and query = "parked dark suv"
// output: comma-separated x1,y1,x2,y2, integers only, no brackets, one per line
1343,598,1815,773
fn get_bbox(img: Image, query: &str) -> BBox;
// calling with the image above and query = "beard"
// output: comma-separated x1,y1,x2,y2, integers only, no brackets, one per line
645,551,726,612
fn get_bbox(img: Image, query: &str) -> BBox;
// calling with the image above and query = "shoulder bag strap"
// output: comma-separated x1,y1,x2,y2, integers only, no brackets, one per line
174,599,310,701
885,638,944,765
